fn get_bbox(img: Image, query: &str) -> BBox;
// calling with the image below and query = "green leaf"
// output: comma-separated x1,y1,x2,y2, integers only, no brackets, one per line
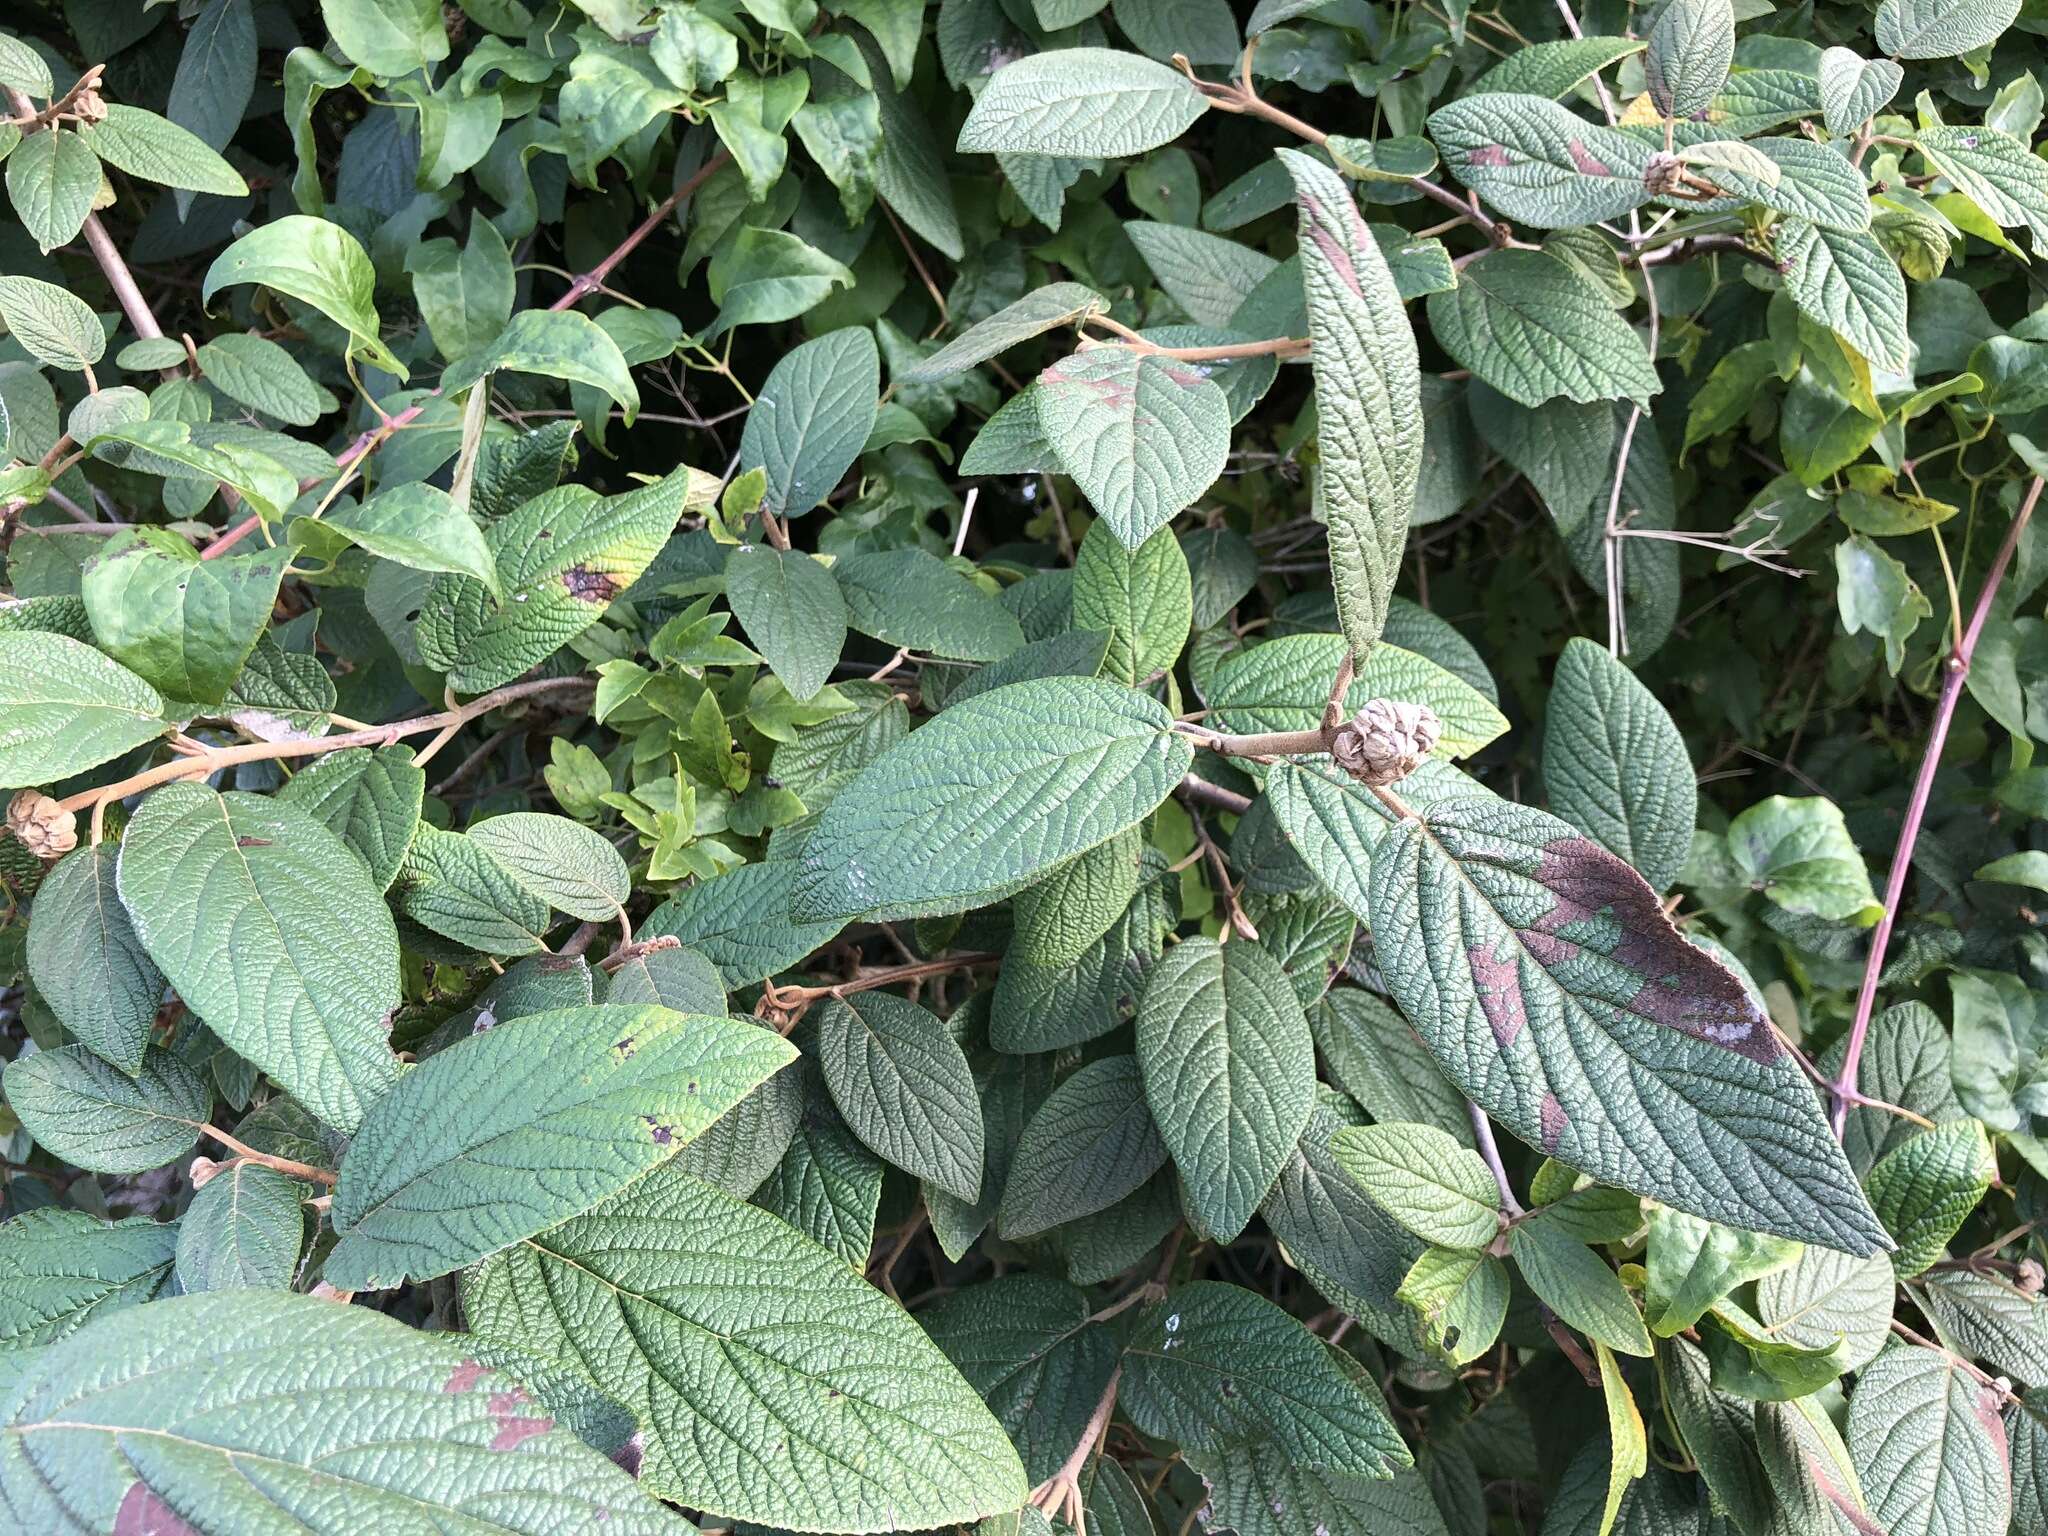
1121,1281,1411,1477
86,422,299,524
1918,1267,2048,1387
319,0,448,76
1541,636,1696,893
957,48,1208,158
905,283,1106,382
0,1290,678,1531
643,859,847,986
1594,1342,1648,1534
1645,0,1733,120
468,812,631,922
1426,250,1660,408
1135,936,1316,1241
756,1102,884,1267
5,128,98,254
1865,1121,1995,1277
724,545,846,703
0,1209,175,1351
25,845,164,1076
1397,1244,1510,1364
794,676,1188,922
1776,219,1909,373
1036,347,1231,549
461,1166,1028,1529
0,33,53,96
1368,797,1891,1254
2,1044,208,1175
1916,125,2048,251
1188,1446,1449,1536
1332,1121,1499,1249
816,991,985,1201
1072,521,1192,685
1508,1216,1653,1356
1009,828,1144,969
998,1055,1169,1238
1281,150,1422,663
116,782,403,1133
1977,849,2048,891
0,631,165,788
705,226,855,338
1877,0,2020,59
1642,1205,1797,1336
1427,95,1653,228
406,214,515,365
1754,1243,1897,1372
1819,48,1904,137
203,215,404,377
0,275,105,371
75,104,246,197
418,469,709,692
167,0,255,158
174,1162,305,1292
738,326,878,519
327,1005,793,1289
1125,222,1277,328
1712,138,1872,235
194,333,325,426
1848,1344,2012,1536
394,824,554,956
443,309,639,421
1470,38,1644,100
80,529,288,707
833,546,1025,662
1727,793,1882,923
312,483,496,593
272,746,423,892
1662,1335,1777,1533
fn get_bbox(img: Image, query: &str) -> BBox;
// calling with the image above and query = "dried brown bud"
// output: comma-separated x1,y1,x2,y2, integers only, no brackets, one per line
188,1155,229,1189
69,87,108,127
1644,152,1684,197
1329,699,1441,787
2021,1257,2044,1295
7,789,77,859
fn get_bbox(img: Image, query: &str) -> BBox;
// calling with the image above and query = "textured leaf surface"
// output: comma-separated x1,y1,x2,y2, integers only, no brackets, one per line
1426,250,1660,408
1848,1343,2011,1536
461,1167,1027,1530
792,677,1193,923
816,991,985,1201
174,1162,304,1292
1207,632,1508,760
1135,937,1314,1241
0,1291,680,1533
642,859,847,985
905,283,1105,382
468,812,631,923
739,327,879,519
1865,1121,1995,1276
25,845,163,1076
1644,0,1733,119
4,1045,208,1174
0,1210,175,1352
1776,218,1910,377
116,783,403,1132
1071,522,1192,687
726,545,847,702
1367,797,1889,1253
328,1005,792,1288
1754,1244,1895,1372
1819,48,1903,137
272,746,424,893
1121,1281,1411,1478
1186,1445,1449,1536
957,49,1208,158
1877,0,2019,59
998,1055,1168,1238
1428,95,1653,228
1036,347,1231,549
1281,150,1421,661
1541,636,1696,892
1331,1122,1498,1249
834,547,1024,662
1508,1217,1652,1356
0,631,165,788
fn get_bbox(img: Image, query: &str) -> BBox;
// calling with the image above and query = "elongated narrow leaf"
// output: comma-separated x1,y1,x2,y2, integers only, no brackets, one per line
1279,150,1421,661
1037,347,1231,549
116,783,403,1133
816,991,985,1201
905,283,1105,381
1367,798,1890,1254
1645,0,1734,120
739,326,879,518
327,1005,793,1289
461,1166,1028,1530
1135,937,1315,1241
0,1291,680,1532
792,677,1194,923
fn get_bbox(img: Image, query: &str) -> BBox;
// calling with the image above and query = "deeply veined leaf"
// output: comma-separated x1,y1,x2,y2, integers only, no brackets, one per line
1865,1120,1996,1276
1876,0,2020,60
1426,250,1661,408
737,326,878,518
957,48,1208,158
461,1166,1029,1530
1427,94,1654,228
1121,1281,1411,1478
76,104,248,197
1036,347,1231,549
998,1055,1168,1238
1819,48,1903,137
1331,1121,1499,1250
1644,0,1734,121
2,1044,209,1175
1071,521,1193,686
0,275,105,372
202,214,404,377
468,812,631,922
1367,797,1891,1254
905,283,1106,381
326,1005,794,1289
1135,937,1316,1241
833,546,1025,661
1916,125,2048,250
791,677,1194,923
1754,1244,1896,1372
815,991,986,1202
1281,150,1421,663
5,128,97,254
1470,38,1643,100
725,545,847,702
642,859,848,985
1541,636,1696,893
0,631,165,789
1508,1217,1653,1356
116,782,403,1133
25,844,164,1076
1776,218,1910,373
1207,632,1508,760
0,1209,176,1351
1265,757,1494,923
174,1161,305,1292
272,745,424,892
0,1290,680,1532
1848,1343,2012,1536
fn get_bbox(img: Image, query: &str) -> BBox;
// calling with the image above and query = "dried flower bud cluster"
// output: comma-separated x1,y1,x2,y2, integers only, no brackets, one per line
7,789,77,859
1329,699,1441,787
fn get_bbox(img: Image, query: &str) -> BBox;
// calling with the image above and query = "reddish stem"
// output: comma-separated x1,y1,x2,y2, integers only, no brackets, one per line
1829,476,2044,1135
548,149,731,312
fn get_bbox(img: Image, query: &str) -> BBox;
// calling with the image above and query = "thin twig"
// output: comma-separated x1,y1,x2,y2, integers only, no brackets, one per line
1468,1102,1526,1217
549,150,732,311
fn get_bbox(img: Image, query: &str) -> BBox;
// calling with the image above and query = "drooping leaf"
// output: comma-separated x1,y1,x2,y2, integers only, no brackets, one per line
202,214,404,376
1776,218,1910,374
1726,794,1882,924
1508,1216,1653,1356
326,1004,793,1289
80,528,290,707
906,283,1106,381
461,1166,1029,1530
1367,797,1891,1254
725,544,847,702
318,483,500,592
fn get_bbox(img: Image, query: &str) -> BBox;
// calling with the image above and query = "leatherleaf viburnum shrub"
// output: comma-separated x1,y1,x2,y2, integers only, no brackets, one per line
3,0,2047,1530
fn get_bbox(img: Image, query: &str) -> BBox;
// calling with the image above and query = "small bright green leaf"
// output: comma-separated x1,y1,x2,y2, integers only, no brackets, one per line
320,483,499,592
1727,793,1882,924
1642,1204,1797,1336
0,275,105,371
1332,1121,1499,1249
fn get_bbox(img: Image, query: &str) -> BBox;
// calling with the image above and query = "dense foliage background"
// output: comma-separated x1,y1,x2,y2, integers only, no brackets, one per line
3,0,2048,1532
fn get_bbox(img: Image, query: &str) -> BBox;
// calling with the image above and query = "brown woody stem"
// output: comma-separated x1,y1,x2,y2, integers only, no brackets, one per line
201,1125,338,1187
